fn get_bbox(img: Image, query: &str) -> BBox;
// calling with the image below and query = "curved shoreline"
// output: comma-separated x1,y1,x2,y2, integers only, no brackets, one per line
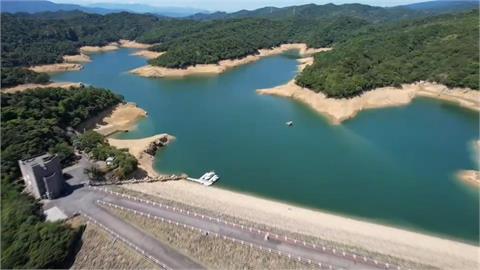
131,50,164,60
29,40,150,73
63,54,91,63
257,57,480,124
80,42,120,54
126,180,479,269
118,39,151,49
130,43,331,78
108,134,175,178
93,102,147,136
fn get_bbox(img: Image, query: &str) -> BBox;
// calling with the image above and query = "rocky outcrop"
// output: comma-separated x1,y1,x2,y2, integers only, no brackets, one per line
144,136,169,156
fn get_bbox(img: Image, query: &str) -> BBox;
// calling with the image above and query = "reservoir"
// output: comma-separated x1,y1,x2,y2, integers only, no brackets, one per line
52,48,479,243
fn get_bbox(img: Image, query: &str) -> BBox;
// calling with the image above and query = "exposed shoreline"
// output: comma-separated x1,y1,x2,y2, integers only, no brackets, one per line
457,170,480,187
63,54,91,63
72,47,479,269
118,39,151,49
125,180,478,269
108,134,175,178
90,101,175,177
130,43,331,78
29,40,149,73
258,59,480,124
1,82,82,93
131,50,164,60
93,102,147,136
457,140,480,187
80,42,120,54
28,63,83,73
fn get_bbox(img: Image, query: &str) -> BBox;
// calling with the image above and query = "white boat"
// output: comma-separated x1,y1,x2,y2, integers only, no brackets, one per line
286,121,293,126
199,171,215,181
192,171,220,186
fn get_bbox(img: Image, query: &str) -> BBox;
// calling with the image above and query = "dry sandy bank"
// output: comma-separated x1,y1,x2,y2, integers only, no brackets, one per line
28,63,83,73
457,170,480,187
258,80,480,124
125,180,478,269
118,39,152,49
131,50,164,60
130,43,331,78
94,103,147,136
456,140,480,187
63,54,91,63
1,82,82,93
80,42,120,54
108,134,175,178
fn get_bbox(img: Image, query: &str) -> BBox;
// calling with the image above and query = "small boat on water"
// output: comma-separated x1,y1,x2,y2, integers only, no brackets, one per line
286,121,293,126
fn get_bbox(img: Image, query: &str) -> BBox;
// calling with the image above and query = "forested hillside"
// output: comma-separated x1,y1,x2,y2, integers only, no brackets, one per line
296,10,479,97
1,11,158,67
1,87,122,268
142,17,369,68
0,11,159,87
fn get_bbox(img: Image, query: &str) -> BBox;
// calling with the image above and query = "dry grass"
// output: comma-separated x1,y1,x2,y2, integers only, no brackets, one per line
68,216,157,269
107,206,314,270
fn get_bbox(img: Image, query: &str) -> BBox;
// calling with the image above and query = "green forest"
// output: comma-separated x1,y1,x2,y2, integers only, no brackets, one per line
296,11,480,97
1,67,50,88
0,3,479,269
1,87,122,268
1,11,159,87
143,17,370,68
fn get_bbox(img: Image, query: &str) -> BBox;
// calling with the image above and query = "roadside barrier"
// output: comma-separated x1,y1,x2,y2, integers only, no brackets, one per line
79,211,171,270
96,199,341,270
89,174,184,187
90,186,407,270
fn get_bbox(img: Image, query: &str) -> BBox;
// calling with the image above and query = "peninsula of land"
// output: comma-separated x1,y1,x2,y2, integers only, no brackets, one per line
89,102,175,177
108,134,175,178
130,44,331,78
258,58,480,124
93,102,148,136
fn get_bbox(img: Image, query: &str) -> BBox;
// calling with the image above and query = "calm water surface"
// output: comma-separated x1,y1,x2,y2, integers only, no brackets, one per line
52,49,479,243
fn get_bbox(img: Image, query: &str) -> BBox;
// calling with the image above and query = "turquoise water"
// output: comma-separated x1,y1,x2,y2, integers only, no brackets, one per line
52,49,479,243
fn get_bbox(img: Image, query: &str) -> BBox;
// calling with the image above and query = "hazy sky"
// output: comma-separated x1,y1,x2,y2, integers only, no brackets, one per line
52,0,428,12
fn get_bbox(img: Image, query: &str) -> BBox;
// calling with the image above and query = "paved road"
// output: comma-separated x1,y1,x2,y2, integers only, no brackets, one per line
97,191,383,270
47,161,388,270
46,162,203,270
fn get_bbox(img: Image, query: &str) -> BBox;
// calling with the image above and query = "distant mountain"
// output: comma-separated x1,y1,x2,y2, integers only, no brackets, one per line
0,0,209,17
0,0,114,14
188,1,479,21
401,0,478,13
87,3,208,17
187,3,425,22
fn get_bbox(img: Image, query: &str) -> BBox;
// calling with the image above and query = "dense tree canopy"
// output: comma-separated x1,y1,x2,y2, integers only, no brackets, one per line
296,10,479,97
1,86,123,269
1,86,122,179
1,11,159,67
144,17,369,68
1,67,50,88
74,130,138,179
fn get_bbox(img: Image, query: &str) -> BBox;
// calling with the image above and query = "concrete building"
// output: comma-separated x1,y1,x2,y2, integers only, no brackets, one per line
18,153,65,199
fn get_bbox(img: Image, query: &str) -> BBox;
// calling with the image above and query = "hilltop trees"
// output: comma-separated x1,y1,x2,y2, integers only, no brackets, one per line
296,11,479,97
1,86,123,269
